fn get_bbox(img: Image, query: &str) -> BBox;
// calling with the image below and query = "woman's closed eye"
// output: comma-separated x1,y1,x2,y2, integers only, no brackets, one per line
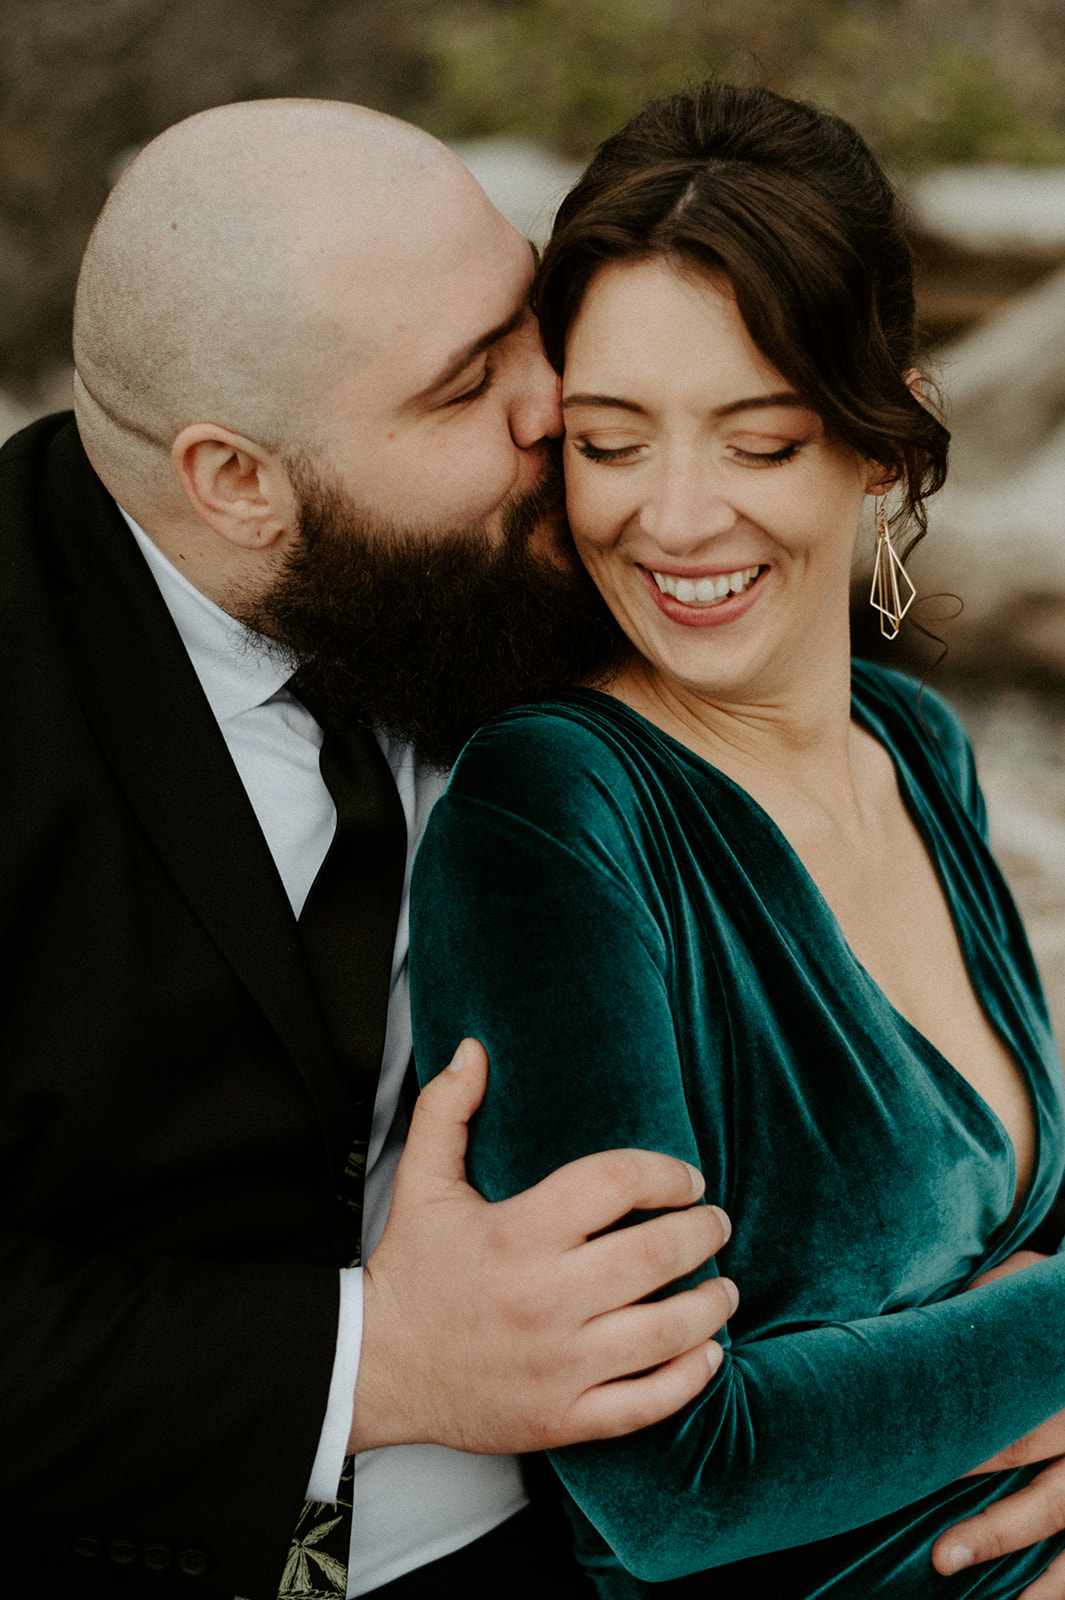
571,436,644,463
731,440,803,466
570,436,806,466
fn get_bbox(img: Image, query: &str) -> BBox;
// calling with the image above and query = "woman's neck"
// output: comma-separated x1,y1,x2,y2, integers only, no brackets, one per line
608,644,865,822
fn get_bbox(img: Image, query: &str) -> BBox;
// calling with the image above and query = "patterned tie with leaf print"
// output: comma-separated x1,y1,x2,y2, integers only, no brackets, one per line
271,692,407,1600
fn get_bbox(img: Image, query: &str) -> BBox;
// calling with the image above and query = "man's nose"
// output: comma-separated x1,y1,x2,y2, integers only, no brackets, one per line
509,340,563,447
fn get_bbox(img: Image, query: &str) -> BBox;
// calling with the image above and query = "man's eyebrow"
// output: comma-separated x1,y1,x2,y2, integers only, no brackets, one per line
562,390,807,417
408,304,529,407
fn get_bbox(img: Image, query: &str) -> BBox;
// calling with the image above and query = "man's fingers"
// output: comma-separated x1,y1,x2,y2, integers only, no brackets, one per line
400,1056,719,1262
367,1051,735,1457
509,1145,714,1248
933,1456,1065,1577
395,1039,489,1195
556,1339,726,1446
583,1274,739,1381
403,1060,726,1289
568,1201,732,1317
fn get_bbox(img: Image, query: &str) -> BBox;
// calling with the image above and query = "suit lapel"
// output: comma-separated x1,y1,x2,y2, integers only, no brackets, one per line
37,419,355,1178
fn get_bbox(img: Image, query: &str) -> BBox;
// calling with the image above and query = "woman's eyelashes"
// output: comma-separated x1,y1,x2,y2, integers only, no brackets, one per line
571,438,642,462
569,436,804,466
733,440,803,466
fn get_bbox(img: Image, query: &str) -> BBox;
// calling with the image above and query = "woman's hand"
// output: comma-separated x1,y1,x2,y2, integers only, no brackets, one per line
932,1247,1065,1596
933,1456,1065,1597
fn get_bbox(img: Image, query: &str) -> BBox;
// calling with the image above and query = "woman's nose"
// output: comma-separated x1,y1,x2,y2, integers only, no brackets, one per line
638,459,740,553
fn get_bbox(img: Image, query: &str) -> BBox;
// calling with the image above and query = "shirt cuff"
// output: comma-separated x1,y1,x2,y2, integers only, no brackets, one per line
305,1266,364,1502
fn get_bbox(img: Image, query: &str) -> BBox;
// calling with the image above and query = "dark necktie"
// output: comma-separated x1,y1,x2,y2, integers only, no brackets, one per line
274,687,408,1600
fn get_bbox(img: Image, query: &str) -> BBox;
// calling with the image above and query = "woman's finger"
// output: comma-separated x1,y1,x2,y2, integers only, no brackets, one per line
933,1455,1065,1576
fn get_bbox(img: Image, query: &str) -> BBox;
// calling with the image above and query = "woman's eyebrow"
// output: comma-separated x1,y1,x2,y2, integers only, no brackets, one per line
717,391,806,417
563,389,806,416
562,394,645,414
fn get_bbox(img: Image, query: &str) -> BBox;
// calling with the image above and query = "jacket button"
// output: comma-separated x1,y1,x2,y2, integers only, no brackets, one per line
178,1548,209,1578
73,1535,103,1560
109,1538,138,1565
144,1543,173,1572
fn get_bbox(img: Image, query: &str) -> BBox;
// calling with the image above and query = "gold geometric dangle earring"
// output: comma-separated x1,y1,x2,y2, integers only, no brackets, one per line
869,494,916,640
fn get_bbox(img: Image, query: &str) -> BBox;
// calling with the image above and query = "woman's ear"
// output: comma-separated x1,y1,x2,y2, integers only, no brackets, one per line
863,370,923,496
864,466,896,497
171,423,298,550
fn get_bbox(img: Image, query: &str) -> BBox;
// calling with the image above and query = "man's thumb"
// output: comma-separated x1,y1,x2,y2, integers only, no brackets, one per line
397,1038,490,1192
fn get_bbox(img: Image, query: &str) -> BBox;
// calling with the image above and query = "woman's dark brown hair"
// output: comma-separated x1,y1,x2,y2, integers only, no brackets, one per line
536,81,949,549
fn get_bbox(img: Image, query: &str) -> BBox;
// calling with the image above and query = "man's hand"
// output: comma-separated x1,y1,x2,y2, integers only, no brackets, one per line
350,1038,736,1454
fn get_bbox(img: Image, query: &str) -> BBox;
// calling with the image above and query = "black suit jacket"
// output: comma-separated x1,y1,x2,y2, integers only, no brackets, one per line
0,415,366,1598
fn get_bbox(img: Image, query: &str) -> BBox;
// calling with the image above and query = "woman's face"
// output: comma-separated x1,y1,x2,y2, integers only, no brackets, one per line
561,256,875,709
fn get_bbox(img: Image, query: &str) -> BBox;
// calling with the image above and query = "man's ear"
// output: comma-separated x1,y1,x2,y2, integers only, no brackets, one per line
171,423,298,550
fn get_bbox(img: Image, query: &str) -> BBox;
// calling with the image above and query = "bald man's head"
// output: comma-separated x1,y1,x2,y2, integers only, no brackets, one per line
72,99,486,506
66,97,587,764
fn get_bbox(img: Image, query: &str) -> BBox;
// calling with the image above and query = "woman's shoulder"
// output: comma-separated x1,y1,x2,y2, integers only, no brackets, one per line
443,691,666,813
851,659,980,809
852,658,970,742
419,694,687,911
422,692,713,886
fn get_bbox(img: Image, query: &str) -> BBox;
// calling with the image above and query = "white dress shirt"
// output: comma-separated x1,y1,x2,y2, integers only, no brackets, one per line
121,513,526,1594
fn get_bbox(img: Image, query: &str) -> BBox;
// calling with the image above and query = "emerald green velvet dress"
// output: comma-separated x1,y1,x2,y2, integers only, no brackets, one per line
410,661,1065,1597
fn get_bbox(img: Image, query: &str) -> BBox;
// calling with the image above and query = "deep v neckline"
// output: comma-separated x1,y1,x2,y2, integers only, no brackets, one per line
848,692,1038,1227
573,676,1043,1238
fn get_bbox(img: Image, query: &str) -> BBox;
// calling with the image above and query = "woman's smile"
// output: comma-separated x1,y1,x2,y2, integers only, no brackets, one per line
644,563,765,625
562,256,874,705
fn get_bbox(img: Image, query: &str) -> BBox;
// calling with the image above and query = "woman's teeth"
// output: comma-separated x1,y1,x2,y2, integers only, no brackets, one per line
651,566,761,606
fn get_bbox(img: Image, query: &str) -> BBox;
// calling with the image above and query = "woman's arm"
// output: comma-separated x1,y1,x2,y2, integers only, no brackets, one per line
963,1253,1059,1474
411,747,1065,1583
929,1252,1065,1598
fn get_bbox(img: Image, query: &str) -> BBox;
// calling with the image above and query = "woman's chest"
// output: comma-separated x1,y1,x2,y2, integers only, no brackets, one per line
798,794,1038,1215
651,798,1063,1337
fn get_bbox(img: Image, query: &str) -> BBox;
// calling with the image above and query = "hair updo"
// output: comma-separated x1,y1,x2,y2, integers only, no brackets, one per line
535,81,949,545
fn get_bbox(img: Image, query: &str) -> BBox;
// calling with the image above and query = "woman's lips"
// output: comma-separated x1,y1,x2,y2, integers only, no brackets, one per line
640,563,766,626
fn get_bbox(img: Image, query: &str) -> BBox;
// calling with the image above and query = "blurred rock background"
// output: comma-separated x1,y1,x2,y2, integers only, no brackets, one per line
2,0,1065,1036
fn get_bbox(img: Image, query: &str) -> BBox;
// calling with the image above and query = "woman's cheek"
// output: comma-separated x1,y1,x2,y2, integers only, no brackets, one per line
566,471,623,549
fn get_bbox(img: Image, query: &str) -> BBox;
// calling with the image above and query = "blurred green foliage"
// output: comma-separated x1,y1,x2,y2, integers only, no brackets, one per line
2,0,1064,380
422,0,1065,166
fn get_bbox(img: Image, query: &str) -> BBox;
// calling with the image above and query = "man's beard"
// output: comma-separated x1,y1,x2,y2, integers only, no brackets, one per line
235,455,623,769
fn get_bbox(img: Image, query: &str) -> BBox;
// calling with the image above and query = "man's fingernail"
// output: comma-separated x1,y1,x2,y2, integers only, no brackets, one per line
706,1341,724,1375
685,1162,704,1197
945,1545,974,1574
722,1277,739,1314
447,1041,468,1073
709,1204,732,1242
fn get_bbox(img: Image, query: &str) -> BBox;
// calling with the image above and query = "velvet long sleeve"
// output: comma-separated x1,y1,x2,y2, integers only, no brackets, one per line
410,664,1065,1597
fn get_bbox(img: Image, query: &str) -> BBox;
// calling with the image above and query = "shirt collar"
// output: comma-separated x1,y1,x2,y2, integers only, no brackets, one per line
119,508,294,724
